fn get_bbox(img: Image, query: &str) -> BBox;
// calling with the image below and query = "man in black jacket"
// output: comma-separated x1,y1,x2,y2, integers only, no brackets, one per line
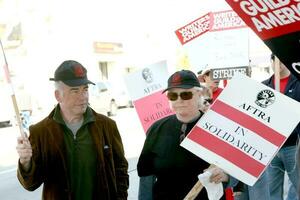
137,70,235,200
263,54,300,200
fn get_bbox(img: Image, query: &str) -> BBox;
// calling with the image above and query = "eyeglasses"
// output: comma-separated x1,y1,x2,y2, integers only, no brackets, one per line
204,98,213,104
167,91,194,101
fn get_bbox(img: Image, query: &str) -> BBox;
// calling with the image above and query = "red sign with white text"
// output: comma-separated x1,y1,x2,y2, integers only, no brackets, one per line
210,10,247,32
175,10,247,45
174,10,249,69
175,13,211,45
226,0,300,80
225,0,300,40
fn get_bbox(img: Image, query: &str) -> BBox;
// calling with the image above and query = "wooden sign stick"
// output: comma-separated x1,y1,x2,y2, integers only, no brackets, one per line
0,40,26,137
274,56,280,92
183,180,204,200
183,164,215,200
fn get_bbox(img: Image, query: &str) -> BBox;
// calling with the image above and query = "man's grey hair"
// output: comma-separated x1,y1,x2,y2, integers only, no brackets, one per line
54,81,64,95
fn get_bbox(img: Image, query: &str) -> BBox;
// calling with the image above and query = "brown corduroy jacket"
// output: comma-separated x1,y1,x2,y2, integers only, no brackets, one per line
17,107,129,200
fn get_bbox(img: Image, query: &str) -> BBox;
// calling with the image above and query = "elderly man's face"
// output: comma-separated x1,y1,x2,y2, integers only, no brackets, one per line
56,83,89,116
167,87,201,117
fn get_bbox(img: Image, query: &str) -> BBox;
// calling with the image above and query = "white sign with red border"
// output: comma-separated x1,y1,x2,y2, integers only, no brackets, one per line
181,74,300,186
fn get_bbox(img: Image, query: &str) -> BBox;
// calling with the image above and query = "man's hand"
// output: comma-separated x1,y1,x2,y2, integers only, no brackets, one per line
208,167,229,184
16,136,32,172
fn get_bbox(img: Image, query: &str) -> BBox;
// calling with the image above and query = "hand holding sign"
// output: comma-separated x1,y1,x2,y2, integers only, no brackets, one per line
181,74,300,186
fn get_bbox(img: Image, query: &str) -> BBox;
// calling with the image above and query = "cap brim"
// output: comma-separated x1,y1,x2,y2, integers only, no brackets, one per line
50,78,95,86
200,69,211,76
63,79,95,87
162,85,194,93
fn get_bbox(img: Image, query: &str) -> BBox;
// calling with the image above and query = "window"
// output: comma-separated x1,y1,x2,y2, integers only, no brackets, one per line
99,62,108,80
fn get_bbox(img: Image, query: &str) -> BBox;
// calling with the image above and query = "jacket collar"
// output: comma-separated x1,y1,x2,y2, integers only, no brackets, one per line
267,74,298,93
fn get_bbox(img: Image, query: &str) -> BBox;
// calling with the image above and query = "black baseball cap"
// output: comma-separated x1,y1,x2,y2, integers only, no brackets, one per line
162,70,201,93
49,60,95,86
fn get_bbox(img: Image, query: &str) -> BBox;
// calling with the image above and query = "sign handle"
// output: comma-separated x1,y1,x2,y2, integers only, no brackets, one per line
183,164,216,200
274,52,280,92
0,40,26,138
274,56,280,92
183,180,204,200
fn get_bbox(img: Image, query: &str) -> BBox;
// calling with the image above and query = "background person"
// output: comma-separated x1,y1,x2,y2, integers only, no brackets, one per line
263,54,300,200
198,83,213,112
232,171,270,200
197,68,223,101
298,143,300,199
16,60,129,199
137,70,235,200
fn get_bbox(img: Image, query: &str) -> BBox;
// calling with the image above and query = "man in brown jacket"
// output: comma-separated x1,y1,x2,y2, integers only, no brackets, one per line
16,60,129,200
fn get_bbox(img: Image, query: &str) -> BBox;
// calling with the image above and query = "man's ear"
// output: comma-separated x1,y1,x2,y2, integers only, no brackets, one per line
55,90,61,102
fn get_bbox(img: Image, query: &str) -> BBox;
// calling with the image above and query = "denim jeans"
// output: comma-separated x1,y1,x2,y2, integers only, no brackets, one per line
268,145,299,200
233,171,270,200
287,179,298,200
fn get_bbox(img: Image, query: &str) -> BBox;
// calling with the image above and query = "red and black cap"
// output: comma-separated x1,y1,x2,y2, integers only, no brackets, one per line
49,60,95,86
162,70,200,93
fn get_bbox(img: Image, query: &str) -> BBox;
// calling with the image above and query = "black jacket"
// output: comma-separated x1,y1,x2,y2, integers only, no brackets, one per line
137,114,210,200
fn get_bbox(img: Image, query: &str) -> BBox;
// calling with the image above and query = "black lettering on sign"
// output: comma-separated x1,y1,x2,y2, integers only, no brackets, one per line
202,121,266,161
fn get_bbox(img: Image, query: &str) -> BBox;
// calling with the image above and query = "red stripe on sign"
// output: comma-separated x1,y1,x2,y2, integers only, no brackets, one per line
188,126,265,177
211,100,286,147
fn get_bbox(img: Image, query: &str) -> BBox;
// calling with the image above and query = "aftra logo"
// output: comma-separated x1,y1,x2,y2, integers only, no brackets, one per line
292,62,300,74
255,89,275,108
141,68,153,83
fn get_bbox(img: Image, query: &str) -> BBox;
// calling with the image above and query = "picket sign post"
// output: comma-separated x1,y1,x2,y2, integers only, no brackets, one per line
183,180,204,200
274,57,280,92
0,40,26,138
183,164,216,200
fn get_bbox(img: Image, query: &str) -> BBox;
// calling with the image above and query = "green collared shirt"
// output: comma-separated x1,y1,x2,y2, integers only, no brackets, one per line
53,105,97,200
